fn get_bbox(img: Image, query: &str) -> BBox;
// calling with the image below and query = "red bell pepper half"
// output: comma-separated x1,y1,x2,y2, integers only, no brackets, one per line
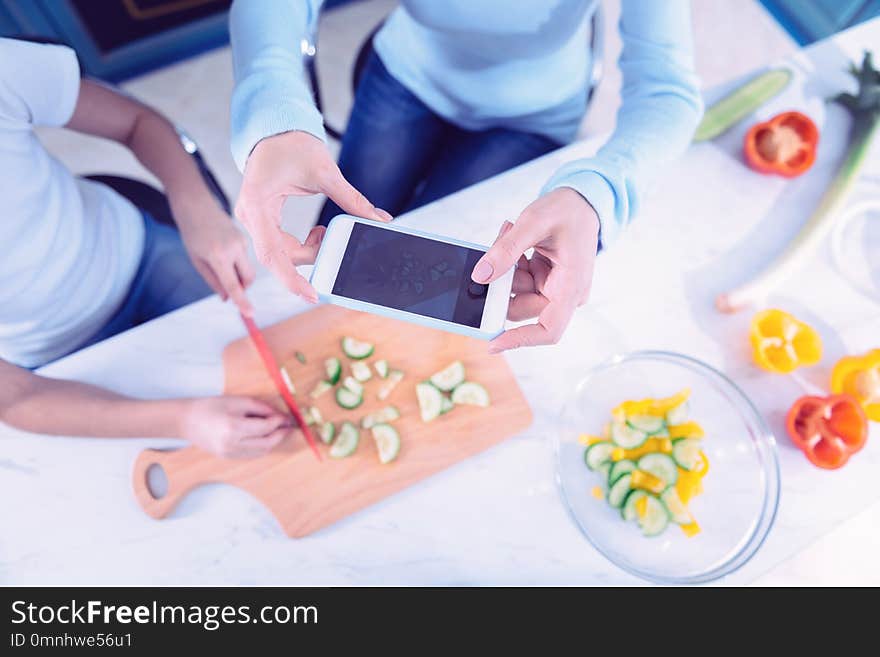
743,111,818,177
786,394,868,469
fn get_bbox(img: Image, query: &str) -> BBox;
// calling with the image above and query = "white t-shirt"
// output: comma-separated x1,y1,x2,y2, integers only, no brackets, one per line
0,39,145,368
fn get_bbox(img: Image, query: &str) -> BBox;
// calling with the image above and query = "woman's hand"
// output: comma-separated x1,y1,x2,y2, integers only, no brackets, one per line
175,200,257,315
235,131,392,302
180,396,293,459
472,188,600,353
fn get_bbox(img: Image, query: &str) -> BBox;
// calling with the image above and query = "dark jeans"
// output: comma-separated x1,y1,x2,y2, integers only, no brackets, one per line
318,53,562,226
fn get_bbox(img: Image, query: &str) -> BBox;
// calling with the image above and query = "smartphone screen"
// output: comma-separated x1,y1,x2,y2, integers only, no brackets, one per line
332,223,489,328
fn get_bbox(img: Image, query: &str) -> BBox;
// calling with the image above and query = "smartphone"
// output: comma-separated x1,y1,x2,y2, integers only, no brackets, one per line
310,215,513,340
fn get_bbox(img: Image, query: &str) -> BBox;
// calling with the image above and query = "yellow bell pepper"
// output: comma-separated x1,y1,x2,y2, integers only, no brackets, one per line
613,388,691,418
630,470,666,494
578,434,606,446
635,495,649,519
674,451,709,504
680,521,701,537
750,309,822,373
591,485,604,500
668,421,705,439
610,437,673,462
831,349,880,422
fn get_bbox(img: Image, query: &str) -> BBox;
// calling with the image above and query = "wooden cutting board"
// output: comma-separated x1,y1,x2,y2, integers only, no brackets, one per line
132,305,532,537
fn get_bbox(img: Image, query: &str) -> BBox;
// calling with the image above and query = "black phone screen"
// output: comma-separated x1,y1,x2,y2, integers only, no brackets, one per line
332,223,489,328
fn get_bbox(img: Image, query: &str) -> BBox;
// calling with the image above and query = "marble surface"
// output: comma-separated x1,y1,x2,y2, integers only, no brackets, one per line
2,18,880,586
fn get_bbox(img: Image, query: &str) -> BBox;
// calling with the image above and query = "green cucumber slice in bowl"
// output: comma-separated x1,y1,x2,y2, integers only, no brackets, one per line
584,441,614,471
665,400,689,425
329,422,359,458
627,414,665,434
335,386,363,410
672,438,703,471
371,423,401,464
608,459,637,486
637,453,679,486
610,421,647,449
638,495,670,536
661,487,692,525
341,337,374,360
607,473,633,508
324,357,342,385
450,382,490,407
429,361,466,392
416,382,444,422
621,490,649,521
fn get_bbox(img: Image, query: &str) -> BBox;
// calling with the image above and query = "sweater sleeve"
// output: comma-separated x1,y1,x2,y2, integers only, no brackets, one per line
541,0,703,249
229,0,327,172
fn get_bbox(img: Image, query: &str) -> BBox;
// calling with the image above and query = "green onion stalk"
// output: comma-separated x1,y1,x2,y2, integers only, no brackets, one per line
717,51,880,313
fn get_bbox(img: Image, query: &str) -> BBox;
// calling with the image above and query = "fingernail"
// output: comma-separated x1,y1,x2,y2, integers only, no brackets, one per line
375,208,394,222
499,220,513,236
472,259,494,283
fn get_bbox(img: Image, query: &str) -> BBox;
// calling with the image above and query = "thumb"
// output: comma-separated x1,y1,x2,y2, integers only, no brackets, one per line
320,167,392,222
472,217,538,284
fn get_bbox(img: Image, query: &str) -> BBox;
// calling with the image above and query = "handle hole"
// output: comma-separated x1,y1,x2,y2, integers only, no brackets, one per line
145,463,168,500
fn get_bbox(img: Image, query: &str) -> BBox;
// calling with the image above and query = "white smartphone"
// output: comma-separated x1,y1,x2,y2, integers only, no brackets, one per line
310,215,513,340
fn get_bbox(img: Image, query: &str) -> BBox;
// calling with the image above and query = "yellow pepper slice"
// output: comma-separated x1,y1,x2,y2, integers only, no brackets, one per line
613,388,691,418
831,349,880,422
750,309,822,373
578,433,606,446
675,452,709,504
610,437,673,462
591,485,604,500
680,521,701,537
668,421,705,439
630,470,666,494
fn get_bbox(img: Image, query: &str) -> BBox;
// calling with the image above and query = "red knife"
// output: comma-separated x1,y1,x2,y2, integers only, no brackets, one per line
240,313,322,461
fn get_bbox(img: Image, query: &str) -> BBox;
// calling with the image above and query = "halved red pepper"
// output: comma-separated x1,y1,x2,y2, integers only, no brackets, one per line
786,394,868,469
744,111,818,177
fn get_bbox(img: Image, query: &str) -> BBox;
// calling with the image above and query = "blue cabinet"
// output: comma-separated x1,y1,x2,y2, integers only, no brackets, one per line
761,0,880,43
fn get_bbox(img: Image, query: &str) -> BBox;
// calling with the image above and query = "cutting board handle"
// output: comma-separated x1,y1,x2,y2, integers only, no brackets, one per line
132,448,193,519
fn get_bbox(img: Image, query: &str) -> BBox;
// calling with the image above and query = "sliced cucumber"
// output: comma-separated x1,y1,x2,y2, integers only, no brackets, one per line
621,490,649,521
627,414,665,435
335,386,363,410
371,423,401,464
608,459,637,486
329,421,359,458
637,453,679,486
429,361,466,392
661,487,692,525
416,382,444,422
295,351,306,364
584,441,614,471
672,438,703,471
279,366,296,395
440,395,454,414
324,357,342,385
377,370,404,400
319,421,335,445
610,421,647,449
638,495,670,537
310,380,332,400
373,359,389,379
665,400,689,426
351,361,372,383
607,473,632,508
451,382,490,407
341,336,374,360
342,376,364,396
307,406,323,425
596,461,612,480
361,405,401,429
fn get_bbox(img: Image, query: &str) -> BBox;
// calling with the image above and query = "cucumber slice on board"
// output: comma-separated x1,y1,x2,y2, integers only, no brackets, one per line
373,360,389,379
638,495,671,536
341,337,374,360
661,487,692,525
450,382,490,407
324,357,342,385
416,382,444,422
342,376,364,396
329,422,359,458
608,459,637,486
440,395,454,414
672,438,703,471
693,68,792,142
307,406,323,425
584,441,614,471
627,414,665,435
351,361,372,382
310,380,332,400
610,421,647,449
319,422,335,444
335,387,363,410
607,473,633,508
361,405,401,429
621,490,649,521
429,361,466,392
371,423,401,464
638,453,679,486
377,370,404,400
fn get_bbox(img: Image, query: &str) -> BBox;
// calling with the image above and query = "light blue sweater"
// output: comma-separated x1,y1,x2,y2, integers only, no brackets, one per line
230,0,702,248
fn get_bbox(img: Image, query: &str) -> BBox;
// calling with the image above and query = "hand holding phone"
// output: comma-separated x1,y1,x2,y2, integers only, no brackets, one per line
311,215,514,340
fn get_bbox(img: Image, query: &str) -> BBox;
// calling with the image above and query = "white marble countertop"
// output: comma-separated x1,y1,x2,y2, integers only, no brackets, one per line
2,19,879,586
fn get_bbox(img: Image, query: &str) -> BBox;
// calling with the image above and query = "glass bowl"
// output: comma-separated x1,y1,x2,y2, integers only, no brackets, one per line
555,351,780,584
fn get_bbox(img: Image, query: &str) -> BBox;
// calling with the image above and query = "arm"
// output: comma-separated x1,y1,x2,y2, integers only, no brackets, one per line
473,0,702,352
66,80,256,314
229,0,389,300
0,359,291,458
